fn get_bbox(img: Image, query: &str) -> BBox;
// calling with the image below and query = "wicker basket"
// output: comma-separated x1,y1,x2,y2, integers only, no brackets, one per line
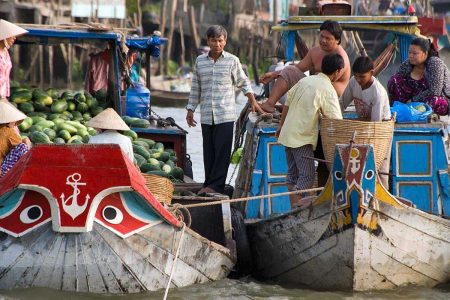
142,173,174,205
320,117,394,170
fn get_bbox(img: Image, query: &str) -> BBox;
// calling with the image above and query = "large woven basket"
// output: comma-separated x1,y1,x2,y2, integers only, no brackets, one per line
142,173,174,205
320,117,394,170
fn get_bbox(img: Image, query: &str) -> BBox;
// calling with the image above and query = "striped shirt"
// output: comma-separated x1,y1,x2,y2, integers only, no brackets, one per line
186,51,253,125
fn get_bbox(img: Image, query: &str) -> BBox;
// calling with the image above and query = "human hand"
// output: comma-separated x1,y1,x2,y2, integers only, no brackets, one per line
275,126,282,138
259,71,277,84
23,137,31,147
186,110,197,127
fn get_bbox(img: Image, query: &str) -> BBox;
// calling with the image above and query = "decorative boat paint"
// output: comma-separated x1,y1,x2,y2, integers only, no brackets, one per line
0,144,234,293
246,143,450,290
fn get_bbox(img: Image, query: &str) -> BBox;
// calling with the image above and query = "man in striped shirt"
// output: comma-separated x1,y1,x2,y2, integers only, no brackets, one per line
186,25,262,195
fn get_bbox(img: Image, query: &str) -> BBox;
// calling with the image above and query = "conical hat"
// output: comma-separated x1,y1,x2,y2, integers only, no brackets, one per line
0,101,27,124
87,108,130,131
0,20,28,41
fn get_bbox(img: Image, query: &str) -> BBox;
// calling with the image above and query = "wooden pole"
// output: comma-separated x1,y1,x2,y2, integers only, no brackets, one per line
165,0,178,75
272,0,279,56
179,19,185,67
137,0,142,29
159,0,167,75
49,46,54,87
188,6,200,50
39,45,44,86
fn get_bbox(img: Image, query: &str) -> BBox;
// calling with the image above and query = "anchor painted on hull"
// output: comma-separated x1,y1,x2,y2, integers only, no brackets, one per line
60,173,90,220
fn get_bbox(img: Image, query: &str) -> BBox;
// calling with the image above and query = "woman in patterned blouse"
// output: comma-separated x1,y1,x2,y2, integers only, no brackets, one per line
388,37,450,115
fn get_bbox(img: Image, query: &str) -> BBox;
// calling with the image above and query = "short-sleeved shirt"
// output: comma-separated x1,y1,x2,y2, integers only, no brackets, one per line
341,76,391,121
186,51,253,125
89,130,134,162
0,126,22,165
278,73,343,149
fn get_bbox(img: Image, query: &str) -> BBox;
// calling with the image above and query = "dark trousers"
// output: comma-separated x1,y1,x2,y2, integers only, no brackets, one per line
201,122,234,193
314,136,329,187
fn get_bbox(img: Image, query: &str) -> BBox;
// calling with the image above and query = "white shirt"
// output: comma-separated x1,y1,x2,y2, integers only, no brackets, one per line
341,76,391,121
89,130,134,162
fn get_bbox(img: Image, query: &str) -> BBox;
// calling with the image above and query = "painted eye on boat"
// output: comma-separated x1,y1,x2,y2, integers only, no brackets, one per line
102,206,124,224
365,170,375,180
334,171,343,180
19,205,43,224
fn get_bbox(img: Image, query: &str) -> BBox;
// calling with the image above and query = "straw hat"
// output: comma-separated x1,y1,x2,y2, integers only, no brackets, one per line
87,108,130,131
0,101,27,124
0,20,28,41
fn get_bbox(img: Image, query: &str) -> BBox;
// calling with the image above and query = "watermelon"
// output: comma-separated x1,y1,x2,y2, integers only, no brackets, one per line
57,123,78,134
43,128,56,140
94,89,107,102
10,90,32,104
86,97,98,108
30,131,51,144
19,102,34,113
90,106,104,116
18,117,33,132
53,137,66,144
30,116,46,124
51,100,68,113
132,144,151,159
74,92,86,103
82,113,91,121
27,112,47,119
58,129,71,141
67,101,77,111
140,163,161,173
170,167,184,180
76,102,89,113
130,118,150,128
124,130,138,141
134,154,147,166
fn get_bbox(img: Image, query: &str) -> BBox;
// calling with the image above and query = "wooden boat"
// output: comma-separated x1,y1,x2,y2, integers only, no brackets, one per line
150,75,191,108
245,142,450,290
0,144,234,293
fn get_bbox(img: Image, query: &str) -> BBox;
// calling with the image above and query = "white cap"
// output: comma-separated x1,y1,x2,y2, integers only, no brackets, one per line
87,108,130,131
0,101,27,124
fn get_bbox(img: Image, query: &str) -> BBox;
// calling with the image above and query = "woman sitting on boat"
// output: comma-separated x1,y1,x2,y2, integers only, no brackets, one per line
87,108,134,162
0,102,31,177
387,37,450,115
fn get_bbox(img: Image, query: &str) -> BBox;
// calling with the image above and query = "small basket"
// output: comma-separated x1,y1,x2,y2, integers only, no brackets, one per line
142,173,174,205
320,117,394,170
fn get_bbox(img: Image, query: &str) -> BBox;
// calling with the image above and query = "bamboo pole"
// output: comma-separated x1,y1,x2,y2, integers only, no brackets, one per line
164,0,178,75
159,0,167,75
49,46,53,87
179,19,185,67
188,6,200,50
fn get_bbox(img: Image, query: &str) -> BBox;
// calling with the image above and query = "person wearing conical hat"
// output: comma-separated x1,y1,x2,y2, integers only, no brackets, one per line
0,20,28,101
0,101,31,177
87,108,134,162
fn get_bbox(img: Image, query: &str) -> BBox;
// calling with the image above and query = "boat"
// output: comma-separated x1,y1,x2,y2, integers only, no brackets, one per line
150,74,191,108
245,141,450,290
232,14,450,290
0,144,234,293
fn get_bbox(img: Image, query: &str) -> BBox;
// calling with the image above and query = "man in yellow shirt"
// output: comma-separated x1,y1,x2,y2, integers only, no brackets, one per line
277,54,344,208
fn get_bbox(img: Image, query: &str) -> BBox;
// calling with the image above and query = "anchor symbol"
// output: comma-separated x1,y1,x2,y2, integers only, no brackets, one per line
60,173,90,220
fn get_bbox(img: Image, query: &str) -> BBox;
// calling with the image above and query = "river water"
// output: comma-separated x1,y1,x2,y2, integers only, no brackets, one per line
1,86,449,299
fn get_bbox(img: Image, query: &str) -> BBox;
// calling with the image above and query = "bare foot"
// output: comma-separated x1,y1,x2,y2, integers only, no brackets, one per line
260,101,276,113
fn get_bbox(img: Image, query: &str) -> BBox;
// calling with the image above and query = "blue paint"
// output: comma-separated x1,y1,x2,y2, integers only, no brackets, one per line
0,190,24,217
245,126,291,219
282,31,296,61
349,188,361,224
391,124,450,216
120,192,160,222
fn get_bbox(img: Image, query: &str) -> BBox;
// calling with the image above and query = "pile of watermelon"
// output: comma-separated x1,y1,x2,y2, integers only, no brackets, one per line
8,86,184,182
122,117,184,182
10,87,110,144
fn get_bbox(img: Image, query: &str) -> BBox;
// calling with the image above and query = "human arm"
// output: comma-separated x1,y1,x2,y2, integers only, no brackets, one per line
259,51,312,84
276,104,290,138
321,90,343,120
332,52,351,97
340,77,354,112
186,109,197,127
185,57,201,113
245,92,265,114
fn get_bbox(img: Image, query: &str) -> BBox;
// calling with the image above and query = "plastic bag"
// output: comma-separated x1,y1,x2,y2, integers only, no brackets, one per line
390,101,432,123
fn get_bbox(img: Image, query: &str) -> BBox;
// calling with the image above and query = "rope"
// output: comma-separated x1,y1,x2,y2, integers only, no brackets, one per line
163,223,186,300
183,186,324,208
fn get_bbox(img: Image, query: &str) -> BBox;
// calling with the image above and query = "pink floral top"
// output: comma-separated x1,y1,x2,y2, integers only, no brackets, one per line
0,49,12,99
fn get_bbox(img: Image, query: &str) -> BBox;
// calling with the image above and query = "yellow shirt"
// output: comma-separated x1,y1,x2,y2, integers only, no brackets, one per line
0,126,22,165
278,73,343,149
